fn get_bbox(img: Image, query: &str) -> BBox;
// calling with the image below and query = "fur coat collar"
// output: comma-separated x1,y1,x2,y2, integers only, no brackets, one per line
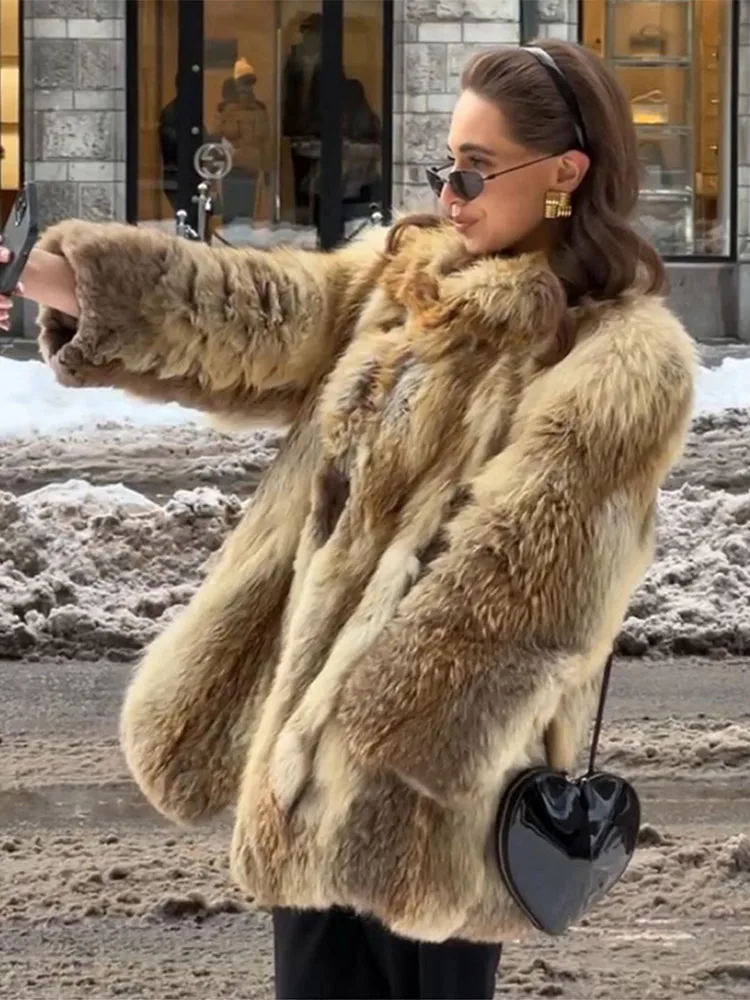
36,219,697,942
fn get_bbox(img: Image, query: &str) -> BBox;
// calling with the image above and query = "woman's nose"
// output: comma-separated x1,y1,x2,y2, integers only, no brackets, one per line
439,179,460,214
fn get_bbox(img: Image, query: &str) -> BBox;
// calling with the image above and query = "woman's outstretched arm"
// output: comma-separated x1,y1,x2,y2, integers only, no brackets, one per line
17,222,387,424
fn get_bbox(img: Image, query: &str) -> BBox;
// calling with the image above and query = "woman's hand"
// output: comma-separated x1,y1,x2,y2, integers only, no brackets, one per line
0,239,80,320
0,242,24,331
0,283,22,331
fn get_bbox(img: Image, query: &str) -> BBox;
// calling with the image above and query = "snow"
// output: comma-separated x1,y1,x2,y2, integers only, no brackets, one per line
4,463,750,662
2,334,750,662
140,216,368,248
1,351,749,441
0,482,244,660
22,479,160,516
0,356,199,438
693,356,750,415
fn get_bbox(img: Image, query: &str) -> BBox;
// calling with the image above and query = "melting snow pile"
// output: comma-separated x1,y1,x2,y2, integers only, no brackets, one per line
2,476,750,660
3,353,750,660
0,481,243,660
619,485,750,656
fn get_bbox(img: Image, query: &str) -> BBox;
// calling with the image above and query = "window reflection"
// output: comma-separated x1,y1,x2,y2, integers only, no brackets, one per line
283,11,322,225
342,1,384,227
158,76,180,214
138,0,179,224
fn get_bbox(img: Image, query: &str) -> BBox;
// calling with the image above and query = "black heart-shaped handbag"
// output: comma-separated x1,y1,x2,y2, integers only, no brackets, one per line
495,653,641,936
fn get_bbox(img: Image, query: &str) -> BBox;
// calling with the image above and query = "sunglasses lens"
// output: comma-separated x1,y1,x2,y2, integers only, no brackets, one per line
426,168,444,197
426,167,485,201
452,170,484,201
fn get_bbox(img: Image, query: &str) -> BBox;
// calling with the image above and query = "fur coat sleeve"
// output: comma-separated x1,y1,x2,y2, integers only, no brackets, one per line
336,302,696,804
34,221,387,424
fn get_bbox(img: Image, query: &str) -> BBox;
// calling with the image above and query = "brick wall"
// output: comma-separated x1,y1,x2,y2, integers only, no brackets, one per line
23,0,126,229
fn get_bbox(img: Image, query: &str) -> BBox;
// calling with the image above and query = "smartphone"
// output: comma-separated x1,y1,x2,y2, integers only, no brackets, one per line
0,182,39,295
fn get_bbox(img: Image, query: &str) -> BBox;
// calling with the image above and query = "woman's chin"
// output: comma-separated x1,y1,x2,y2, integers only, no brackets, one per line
456,226,487,256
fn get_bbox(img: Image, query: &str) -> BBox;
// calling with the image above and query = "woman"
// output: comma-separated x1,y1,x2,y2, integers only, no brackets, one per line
1,41,695,1000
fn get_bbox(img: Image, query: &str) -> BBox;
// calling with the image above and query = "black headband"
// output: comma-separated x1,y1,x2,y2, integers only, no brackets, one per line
523,45,589,153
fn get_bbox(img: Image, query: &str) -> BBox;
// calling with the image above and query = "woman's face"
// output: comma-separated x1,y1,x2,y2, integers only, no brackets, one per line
440,89,586,257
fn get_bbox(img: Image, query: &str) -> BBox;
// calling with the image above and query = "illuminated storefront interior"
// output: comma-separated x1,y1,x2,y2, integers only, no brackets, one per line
0,0,20,222
134,0,386,249
582,0,734,257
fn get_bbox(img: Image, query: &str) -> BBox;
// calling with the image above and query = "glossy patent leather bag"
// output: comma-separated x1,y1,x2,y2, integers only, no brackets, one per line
495,654,641,936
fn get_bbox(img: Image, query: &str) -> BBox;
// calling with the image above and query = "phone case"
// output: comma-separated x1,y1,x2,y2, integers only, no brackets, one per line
0,183,39,295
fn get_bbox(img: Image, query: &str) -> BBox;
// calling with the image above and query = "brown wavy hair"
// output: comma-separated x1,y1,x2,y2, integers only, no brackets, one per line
386,40,665,318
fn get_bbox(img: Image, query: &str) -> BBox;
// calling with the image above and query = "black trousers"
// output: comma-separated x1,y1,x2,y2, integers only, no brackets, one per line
273,906,501,1000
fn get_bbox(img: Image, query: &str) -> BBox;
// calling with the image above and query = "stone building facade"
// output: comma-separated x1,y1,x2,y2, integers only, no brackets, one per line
12,0,750,339
390,0,750,344
23,0,126,227
738,1,750,337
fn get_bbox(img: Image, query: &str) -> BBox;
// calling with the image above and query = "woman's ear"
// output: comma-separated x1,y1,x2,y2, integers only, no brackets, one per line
554,151,590,194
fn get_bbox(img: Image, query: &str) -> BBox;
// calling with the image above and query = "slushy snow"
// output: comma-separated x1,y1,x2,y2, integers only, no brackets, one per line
2,474,750,661
1,354,750,660
1,351,750,439
0,480,244,660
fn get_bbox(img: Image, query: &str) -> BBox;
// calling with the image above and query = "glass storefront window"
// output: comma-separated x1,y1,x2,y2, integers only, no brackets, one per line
204,0,286,242
136,0,179,227
342,2,384,227
0,0,21,223
134,0,386,250
583,0,734,257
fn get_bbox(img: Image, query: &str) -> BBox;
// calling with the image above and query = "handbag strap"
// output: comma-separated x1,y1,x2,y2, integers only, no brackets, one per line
586,652,614,777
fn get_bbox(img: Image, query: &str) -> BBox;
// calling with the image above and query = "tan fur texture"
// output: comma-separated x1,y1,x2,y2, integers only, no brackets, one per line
37,219,697,942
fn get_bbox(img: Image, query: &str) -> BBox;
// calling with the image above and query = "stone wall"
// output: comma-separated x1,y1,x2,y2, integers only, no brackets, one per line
23,0,126,229
525,0,577,42
739,0,750,340
17,0,749,264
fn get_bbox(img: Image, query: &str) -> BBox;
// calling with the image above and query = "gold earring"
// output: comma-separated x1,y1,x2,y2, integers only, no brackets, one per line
543,190,572,219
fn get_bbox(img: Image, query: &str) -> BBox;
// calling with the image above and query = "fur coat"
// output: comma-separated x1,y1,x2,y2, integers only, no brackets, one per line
35,219,697,943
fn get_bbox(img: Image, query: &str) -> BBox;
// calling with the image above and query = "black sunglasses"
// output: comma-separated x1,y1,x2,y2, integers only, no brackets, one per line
425,152,562,202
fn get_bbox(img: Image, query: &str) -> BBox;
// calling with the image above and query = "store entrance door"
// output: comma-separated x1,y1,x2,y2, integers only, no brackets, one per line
0,0,21,226
131,0,388,250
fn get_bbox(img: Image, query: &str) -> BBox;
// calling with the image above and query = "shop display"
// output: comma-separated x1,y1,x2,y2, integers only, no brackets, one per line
628,23,668,57
0,0,21,222
606,0,695,254
584,0,731,258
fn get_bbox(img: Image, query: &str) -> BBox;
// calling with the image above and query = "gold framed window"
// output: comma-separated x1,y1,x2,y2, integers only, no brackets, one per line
582,0,734,257
1,0,21,222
